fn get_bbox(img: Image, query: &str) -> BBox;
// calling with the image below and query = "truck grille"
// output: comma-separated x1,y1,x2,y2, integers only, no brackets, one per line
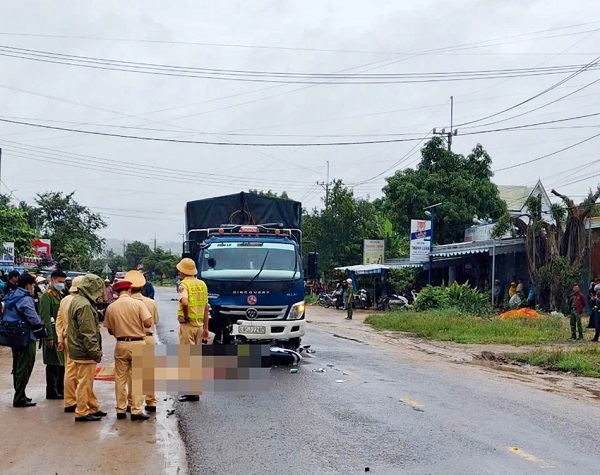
218,305,287,320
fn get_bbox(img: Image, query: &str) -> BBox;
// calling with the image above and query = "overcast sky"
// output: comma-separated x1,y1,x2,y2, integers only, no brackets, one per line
1,1,599,246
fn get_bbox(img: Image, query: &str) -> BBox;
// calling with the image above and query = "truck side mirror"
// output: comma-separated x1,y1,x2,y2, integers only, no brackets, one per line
308,252,318,279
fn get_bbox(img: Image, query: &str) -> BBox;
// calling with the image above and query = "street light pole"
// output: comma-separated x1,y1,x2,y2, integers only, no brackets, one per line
424,202,443,286
428,207,435,286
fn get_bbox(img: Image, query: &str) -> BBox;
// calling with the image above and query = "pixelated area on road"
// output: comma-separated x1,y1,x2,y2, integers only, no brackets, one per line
132,344,271,396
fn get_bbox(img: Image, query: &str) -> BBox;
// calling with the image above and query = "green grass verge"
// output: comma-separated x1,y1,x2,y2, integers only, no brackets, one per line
507,345,600,378
305,294,319,305
364,308,569,346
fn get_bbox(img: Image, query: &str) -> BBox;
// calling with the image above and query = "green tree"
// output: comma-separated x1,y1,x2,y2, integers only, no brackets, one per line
88,249,127,277
33,192,106,270
248,189,290,200
141,247,179,278
382,137,507,245
302,180,390,277
0,194,37,256
125,241,152,270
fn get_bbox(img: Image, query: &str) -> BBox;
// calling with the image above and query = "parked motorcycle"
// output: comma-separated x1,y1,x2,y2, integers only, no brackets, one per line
318,292,336,308
332,289,345,309
377,295,390,310
352,289,372,310
389,293,412,310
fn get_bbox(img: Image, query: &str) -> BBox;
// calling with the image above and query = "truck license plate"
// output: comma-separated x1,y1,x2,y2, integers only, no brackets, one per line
239,325,266,334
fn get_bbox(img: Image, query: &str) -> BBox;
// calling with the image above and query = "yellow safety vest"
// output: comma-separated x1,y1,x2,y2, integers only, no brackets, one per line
178,278,208,320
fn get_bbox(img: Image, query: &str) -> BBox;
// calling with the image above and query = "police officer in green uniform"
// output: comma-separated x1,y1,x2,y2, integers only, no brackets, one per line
39,270,66,399
345,278,354,320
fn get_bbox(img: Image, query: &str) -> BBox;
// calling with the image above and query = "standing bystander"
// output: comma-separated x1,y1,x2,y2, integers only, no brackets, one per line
571,285,586,340
39,270,66,399
3,273,45,407
56,276,87,413
68,274,107,422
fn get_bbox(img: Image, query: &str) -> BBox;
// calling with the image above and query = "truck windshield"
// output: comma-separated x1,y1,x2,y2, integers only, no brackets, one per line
200,242,301,281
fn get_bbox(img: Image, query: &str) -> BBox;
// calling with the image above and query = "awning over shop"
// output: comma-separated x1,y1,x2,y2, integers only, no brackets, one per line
430,238,525,259
334,264,390,275
384,258,427,269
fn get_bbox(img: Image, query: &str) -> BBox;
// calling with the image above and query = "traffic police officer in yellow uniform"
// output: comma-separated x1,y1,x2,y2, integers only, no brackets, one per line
103,279,153,421
176,257,209,402
125,270,159,412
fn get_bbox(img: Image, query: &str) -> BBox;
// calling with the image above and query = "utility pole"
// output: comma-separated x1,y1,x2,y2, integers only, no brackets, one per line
153,233,157,252
317,160,333,208
0,148,2,195
433,96,458,151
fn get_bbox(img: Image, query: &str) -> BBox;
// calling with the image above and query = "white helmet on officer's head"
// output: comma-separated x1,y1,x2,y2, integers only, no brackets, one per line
346,278,352,283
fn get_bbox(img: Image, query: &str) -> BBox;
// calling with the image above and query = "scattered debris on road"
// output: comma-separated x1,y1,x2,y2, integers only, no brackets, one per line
333,334,365,344
312,368,326,373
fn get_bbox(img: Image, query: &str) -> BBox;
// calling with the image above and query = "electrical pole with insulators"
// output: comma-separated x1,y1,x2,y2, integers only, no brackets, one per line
433,96,458,151
317,160,333,208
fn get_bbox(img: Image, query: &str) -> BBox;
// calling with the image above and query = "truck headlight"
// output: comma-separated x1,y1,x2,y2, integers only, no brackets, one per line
289,301,305,320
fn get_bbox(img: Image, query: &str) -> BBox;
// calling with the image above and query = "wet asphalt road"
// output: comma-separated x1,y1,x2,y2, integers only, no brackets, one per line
155,288,600,475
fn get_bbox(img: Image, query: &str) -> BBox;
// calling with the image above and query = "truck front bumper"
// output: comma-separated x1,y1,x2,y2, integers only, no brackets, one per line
230,319,306,341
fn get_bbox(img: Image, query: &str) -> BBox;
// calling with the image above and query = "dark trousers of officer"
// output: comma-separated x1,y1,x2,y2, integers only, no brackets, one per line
12,341,37,405
46,364,65,397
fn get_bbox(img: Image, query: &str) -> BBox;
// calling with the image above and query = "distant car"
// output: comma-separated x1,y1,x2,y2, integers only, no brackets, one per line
114,271,127,281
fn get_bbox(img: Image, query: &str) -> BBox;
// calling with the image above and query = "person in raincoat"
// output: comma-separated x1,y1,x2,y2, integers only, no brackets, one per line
3,273,45,407
508,281,517,299
39,270,66,399
56,276,86,413
68,274,108,422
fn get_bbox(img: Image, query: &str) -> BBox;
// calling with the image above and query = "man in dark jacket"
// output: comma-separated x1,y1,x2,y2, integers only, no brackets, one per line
3,270,20,297
68,274,107,422
39,270,66,399
3,273,45,407
142,277,155,300
571,285,586,340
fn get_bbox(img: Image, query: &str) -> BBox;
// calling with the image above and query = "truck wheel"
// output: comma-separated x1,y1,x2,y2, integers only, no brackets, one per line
287,338,301,350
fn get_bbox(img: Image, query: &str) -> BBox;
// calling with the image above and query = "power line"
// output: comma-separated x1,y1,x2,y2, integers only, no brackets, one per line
455,54,600,128
1,20,598,54
461,111,600,136
3,44,600,84
459,76,600,131
0,140,316,186
0,118,432,146
494,131,600,172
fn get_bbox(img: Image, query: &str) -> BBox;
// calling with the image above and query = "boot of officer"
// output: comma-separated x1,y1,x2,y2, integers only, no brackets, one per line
176,257,209,402
103,279,153,421
125,270,159,413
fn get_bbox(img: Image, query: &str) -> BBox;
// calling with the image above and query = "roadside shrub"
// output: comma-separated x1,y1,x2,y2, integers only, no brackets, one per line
413,282,494,316
413,286,450,311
